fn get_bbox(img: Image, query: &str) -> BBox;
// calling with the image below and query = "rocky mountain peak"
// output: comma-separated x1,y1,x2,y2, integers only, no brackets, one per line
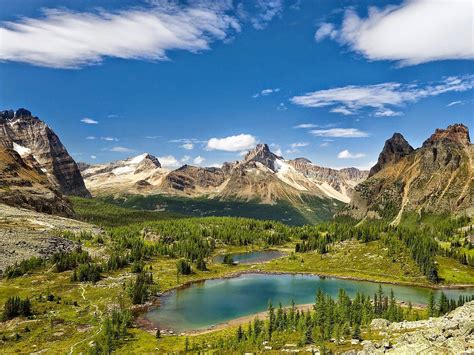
0,108,90,197
243,143,281,171
422,123,470,148
293,157,312,165
368,132,414,177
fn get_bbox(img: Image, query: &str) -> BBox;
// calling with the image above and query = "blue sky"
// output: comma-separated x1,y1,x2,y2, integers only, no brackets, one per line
0,0,472,169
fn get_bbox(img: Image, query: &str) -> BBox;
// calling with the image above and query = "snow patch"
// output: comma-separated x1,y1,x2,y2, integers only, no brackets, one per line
129,154,148,165
274,159,308,191
112,166,135,175
13,142,31,156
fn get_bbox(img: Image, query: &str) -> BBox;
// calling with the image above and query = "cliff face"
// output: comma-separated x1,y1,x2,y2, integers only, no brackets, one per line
347,124,473,223
0,146,74,216
368,133,414,178
0,109,90,197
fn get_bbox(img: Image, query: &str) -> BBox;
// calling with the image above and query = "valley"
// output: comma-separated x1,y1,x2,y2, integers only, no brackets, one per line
0,109,472,353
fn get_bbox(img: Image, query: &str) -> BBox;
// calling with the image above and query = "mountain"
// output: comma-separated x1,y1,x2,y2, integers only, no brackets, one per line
0,109,90,197
81,143,368,216
0,146,73,216
80,153,168,196
347,124,473,224
368,133,414,177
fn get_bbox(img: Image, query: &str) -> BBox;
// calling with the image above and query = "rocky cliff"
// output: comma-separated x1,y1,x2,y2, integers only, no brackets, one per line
0,146,73,216
347,124,473,223
0,109,90,197
368,133,414,177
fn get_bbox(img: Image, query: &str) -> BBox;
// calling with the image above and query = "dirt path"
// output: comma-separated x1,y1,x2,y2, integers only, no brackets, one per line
68,285,102,355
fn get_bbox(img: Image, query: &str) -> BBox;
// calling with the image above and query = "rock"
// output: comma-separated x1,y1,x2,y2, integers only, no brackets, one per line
370,318,391,330
369,133,414,177
0,108,90,197
351,339,360,345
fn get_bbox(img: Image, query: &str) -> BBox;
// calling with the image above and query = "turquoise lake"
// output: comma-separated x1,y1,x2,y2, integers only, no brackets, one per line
213,250,284,264
145,273,473,331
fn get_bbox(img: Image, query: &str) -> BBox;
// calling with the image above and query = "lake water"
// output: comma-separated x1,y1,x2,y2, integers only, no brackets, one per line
145,273,473,331
213,250,284,264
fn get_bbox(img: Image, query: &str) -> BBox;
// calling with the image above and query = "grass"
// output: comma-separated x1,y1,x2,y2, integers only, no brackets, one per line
436,256,474,285
260,240,430,286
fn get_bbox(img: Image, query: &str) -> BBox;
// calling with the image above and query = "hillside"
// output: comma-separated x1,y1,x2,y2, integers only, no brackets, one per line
347,124,473,224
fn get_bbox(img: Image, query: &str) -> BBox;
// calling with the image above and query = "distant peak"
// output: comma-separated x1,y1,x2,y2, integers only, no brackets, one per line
293,157,312,164
422,123,470,147
15,108,32,118
129,153,161,168
1,108,35,121
243,143,281,171
368,132,414,177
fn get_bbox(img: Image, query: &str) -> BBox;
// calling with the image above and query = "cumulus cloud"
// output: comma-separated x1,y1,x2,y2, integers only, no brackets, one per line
0,3,240,68
109,146,135,153
291,76,474,116
193,155,205,164
374,108,403,117
315,0,473,65
206,133,257,151
309,128,369,138
158,155,180,168
81,117,98,124
337,149,366,159
90,155,97,159
181,155,191,163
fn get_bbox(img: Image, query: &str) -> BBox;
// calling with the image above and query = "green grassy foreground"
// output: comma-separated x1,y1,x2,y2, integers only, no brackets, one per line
1,199,472,353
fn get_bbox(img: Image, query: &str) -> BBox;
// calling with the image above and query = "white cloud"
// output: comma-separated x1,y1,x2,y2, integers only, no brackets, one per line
109,146,134,153
319,142,330,147
294,123,317,129
446,100,462,107
209,162,223,168
330,107,354,115
145,135,160,139
81,117,98,124
316,0,473,65
314,22,337,41
206,133,257,151
253,88,280,98
101,136,119,141
86,136,97,140
181,155,191,163
309,128,369,138
291,76,474,116
374,108,403,117
158,155,180,168
290,142,308,149
193,155,205,165
276,102,288,111
0,4,240,68
180,143,194,150
90,155,97,159
251,0,284,30
337,149,366,159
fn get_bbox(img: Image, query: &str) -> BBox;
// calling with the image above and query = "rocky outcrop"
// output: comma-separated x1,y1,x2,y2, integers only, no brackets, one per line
0,109,90,197
0,146,74,216
162,165,228,194
369,133,414,177
243,144,281,171
346,123,473,222
0,203,99,273
361,301,474,354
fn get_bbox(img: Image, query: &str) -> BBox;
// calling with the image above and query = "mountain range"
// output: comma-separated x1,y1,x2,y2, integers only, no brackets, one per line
0,108,472,222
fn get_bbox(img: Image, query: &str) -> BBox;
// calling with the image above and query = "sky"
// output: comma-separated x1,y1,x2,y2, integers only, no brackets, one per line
0,0,473,170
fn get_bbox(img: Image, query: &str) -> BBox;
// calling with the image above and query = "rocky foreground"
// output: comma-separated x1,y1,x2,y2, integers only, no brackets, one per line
0,203,100,273
361,301,474,354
